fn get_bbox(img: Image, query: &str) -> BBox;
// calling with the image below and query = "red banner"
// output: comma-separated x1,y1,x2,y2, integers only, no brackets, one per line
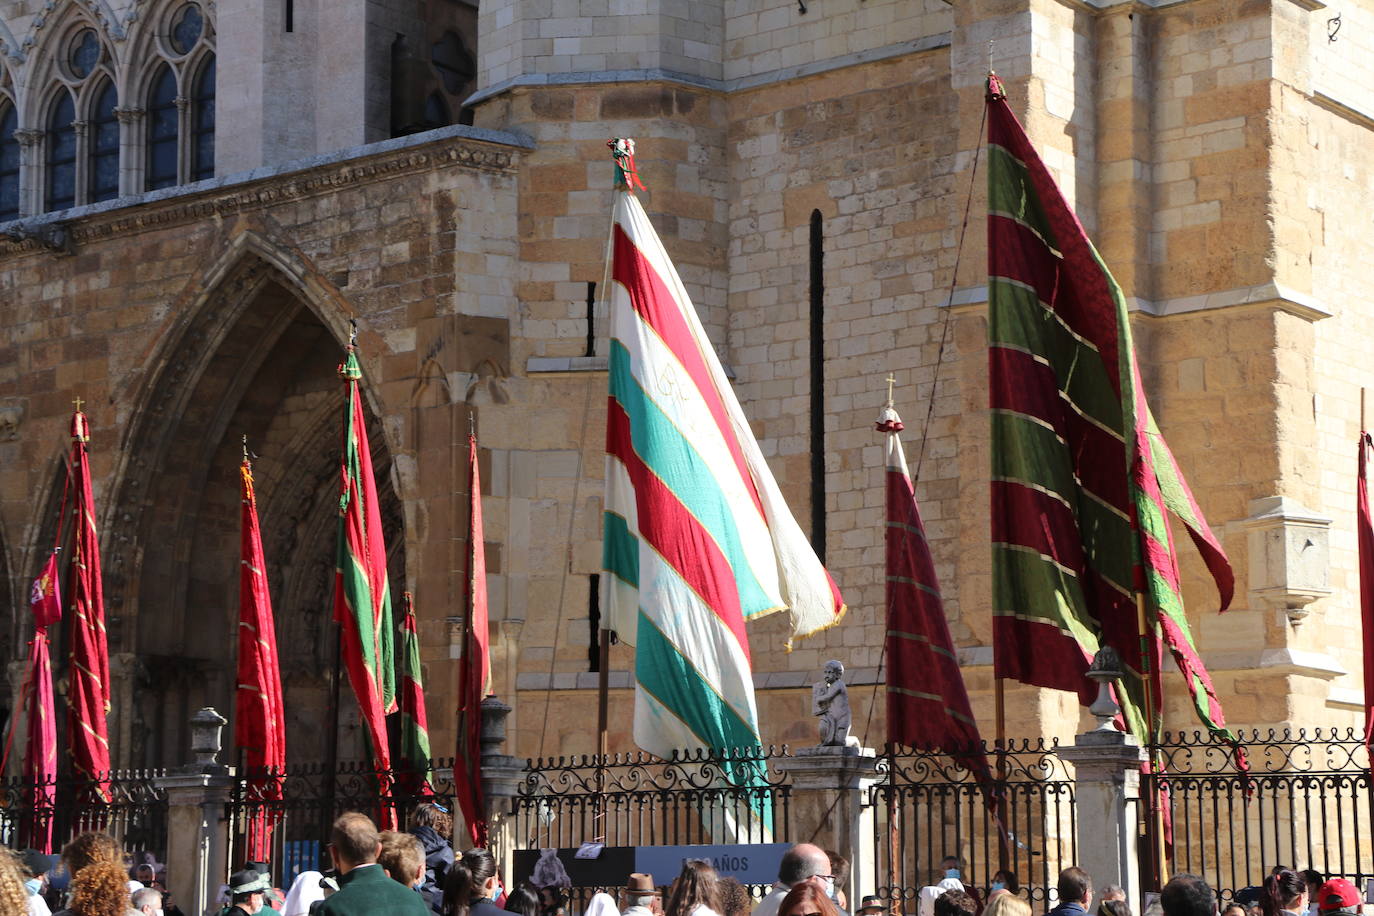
237,459,287,860
67,408,111,800
457,432,490,845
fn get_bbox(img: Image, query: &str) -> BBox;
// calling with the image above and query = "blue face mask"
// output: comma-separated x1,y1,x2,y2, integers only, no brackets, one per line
24,878,41,895
991,883,1006,892
945,870,961,880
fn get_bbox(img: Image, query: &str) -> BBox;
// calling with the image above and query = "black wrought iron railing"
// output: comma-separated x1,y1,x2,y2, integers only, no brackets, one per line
869,739,1077,906
0,768,168,861
225,759,457,887
515,746,792,849
1142,728,1373,901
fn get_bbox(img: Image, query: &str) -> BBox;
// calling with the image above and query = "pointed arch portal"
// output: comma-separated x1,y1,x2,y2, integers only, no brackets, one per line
106,252,404,767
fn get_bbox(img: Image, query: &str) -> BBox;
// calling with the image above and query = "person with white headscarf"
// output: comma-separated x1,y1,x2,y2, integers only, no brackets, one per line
918,879,966,916
282,871,327,916
586,893,621,916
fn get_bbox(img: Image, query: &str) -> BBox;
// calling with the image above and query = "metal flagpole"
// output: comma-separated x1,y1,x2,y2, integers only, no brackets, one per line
1136,591,1167,890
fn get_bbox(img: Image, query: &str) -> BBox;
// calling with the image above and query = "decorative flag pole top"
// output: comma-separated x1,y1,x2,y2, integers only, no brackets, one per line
986,71,1006,101
339,321,363,381
875,375,904,433
71,396,89,442
608,137,647,191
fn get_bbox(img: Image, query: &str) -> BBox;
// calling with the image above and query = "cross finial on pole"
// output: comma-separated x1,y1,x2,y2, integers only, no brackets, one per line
469,410,476,440
885,374,896,408
242,434,249,462
72,395,84,413
348,319,358,348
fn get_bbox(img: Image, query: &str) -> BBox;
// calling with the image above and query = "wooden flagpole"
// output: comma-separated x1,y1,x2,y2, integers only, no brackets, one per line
1137,591,1168,889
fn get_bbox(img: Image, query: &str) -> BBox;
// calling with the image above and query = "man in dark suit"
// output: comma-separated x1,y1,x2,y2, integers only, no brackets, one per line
317,812,430,916
1047,869,1094,916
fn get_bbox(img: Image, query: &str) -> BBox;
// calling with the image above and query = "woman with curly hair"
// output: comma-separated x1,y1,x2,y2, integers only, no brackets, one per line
0,849,32,916
53,832,130,916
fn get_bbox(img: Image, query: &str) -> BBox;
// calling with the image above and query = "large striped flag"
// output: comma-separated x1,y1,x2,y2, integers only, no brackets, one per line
985,75,1237,746
23,552,61,852
397,591,433,796
236,456,287,861
878,399,988,775
602,144,845,788
334,346,397,828
67,406,111,800
456,432,490,845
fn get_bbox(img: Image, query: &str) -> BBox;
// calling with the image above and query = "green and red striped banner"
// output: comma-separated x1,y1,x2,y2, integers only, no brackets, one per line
334,346,397,827
397,591,433,796
67,407,111,801
987,74,1237,746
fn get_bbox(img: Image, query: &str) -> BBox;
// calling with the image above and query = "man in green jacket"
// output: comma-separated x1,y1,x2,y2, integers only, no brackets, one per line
317,812,430,916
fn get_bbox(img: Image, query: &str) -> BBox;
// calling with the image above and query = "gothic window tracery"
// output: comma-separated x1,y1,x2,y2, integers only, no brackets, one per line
89,79,120,203
46,91,77,211
0,68,16,222
190,55,215,182
146,63,178,190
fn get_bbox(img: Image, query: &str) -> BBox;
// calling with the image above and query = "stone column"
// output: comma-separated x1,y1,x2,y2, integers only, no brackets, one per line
1057,730,1146,902
772,747,880,908
155,708,233,916
480,696,525,884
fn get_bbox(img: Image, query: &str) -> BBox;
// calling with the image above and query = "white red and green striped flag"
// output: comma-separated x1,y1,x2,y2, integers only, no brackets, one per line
985,75,1238,749
334,345,398,828
602,142,845,802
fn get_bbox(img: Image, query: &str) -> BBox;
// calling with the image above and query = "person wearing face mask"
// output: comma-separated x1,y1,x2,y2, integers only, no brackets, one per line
443,848,507,916
19,850,58,916
753,844,833,916
989,872,1020,900
315,812,430,916
132,887,164,916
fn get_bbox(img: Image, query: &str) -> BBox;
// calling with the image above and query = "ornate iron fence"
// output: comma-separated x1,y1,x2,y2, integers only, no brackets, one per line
513,747,792,850
1142,728,1373,900
225,760,456,886
0,769,169,861
868,740,1078,906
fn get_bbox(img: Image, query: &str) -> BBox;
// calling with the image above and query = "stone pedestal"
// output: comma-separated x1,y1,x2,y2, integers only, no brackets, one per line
773,746,879,907
155,767,234,916
1057,730,1147,902
480,696,527,882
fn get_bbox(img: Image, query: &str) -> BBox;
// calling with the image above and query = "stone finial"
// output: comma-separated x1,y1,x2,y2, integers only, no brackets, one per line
1085,646,1124,731
189,707,227,766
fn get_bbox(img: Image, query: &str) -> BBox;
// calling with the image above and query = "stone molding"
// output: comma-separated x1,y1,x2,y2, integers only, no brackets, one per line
466,34,953,107
0,123,532,256
945,282,1333,322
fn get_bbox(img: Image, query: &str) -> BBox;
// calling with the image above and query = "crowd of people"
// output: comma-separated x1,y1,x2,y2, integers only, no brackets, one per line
1,819,1367,916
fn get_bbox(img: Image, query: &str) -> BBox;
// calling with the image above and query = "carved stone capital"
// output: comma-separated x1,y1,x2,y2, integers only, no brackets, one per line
174,96,189,112
114,105,145,124
71,119,89,137
13,127,43,146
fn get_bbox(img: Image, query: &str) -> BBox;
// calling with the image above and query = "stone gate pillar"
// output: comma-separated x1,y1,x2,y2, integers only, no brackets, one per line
773,747,879,907
480,696,525,883
155,707,233,916
1057,730,1146,902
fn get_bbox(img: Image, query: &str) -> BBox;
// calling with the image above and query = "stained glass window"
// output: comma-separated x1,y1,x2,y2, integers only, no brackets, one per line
89,80,120,203
170,4,204,55
69,30,100,79
0,103,18,221
47,92,77,211
146,64,178,190
191,55,215,181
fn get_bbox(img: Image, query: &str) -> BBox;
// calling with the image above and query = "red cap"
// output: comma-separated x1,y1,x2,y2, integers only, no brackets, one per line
1317,879,1361,912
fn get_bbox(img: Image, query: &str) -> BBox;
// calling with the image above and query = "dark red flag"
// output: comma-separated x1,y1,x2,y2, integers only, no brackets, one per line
878,401,990,776
1360,433,1374,752
236,457,287,861
456,432,490,845
21,552,61,852
67,406,111,800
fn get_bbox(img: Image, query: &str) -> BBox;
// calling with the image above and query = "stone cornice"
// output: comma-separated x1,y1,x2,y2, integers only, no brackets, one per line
0,124,532,257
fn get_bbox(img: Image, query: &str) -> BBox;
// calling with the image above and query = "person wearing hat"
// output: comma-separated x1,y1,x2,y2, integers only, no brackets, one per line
219,869,271,916
18,850,58,916
856,896,886,916
1316,879,1363,916
622,874,663,916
